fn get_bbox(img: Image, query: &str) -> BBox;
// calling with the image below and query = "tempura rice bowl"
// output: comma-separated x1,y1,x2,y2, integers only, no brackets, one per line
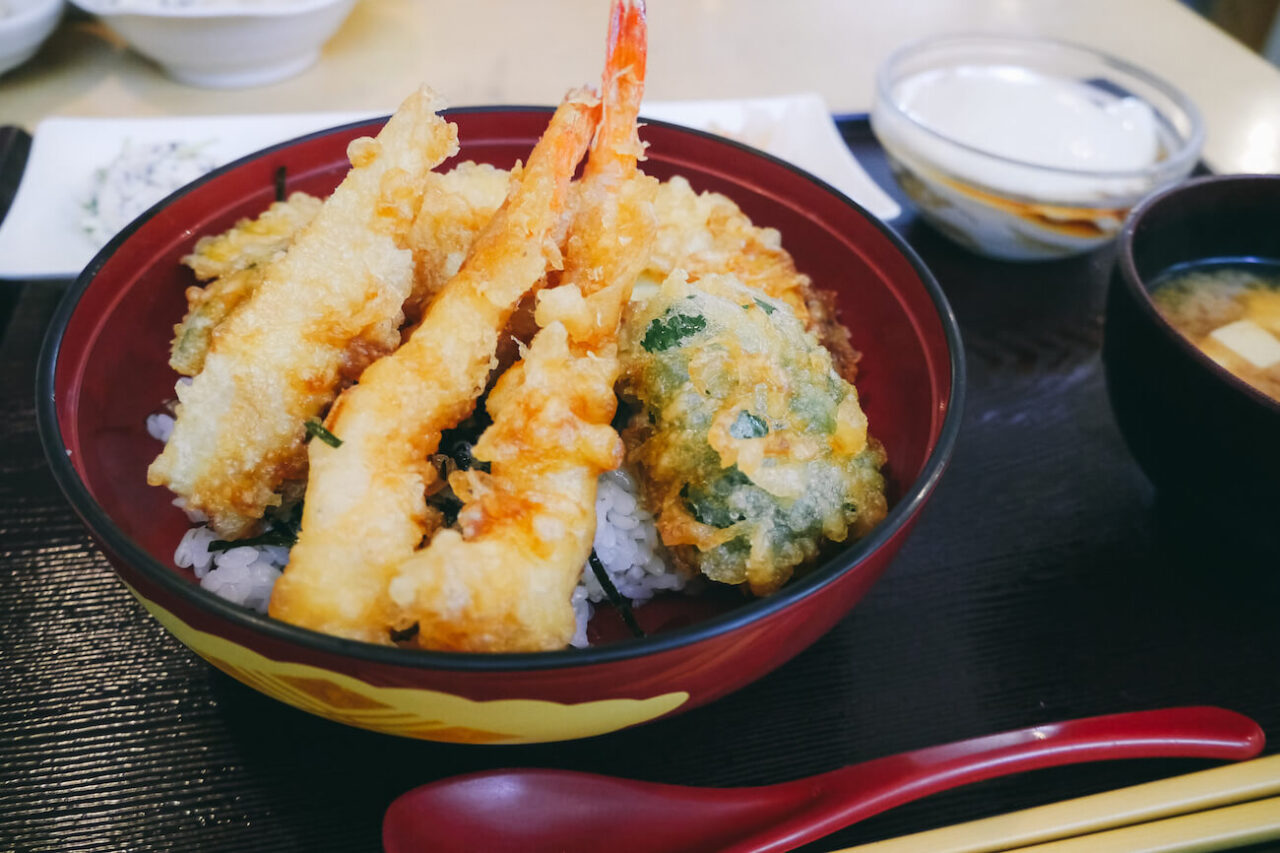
38,109,963,744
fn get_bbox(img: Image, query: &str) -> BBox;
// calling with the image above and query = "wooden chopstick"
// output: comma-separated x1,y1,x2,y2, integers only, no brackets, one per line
992,796,1280,852
834,753,1280,853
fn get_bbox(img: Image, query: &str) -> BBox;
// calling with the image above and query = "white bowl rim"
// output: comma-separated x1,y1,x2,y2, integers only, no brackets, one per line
67,0,350,19
1,0,64,28
875,31,1206,184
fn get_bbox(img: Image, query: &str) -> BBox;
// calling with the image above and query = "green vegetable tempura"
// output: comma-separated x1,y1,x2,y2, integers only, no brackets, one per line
618,271,887,595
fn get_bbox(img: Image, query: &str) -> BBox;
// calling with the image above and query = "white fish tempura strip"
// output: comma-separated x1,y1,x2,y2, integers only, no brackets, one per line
389,0,655,652
148,88,459,538
269,93,598,643
171,192,324,376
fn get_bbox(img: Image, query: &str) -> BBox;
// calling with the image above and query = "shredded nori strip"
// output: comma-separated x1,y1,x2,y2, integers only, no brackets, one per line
274,165,287,202
588,551,645,639
304,419,343,448
446,440,490,474
209,504,302,553
426,490,464,527
422,413,495,527
438,407,493,474
208,528,297,552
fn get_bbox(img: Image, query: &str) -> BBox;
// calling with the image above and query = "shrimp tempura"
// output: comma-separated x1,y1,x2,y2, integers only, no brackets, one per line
269,92,599,643
388,0,655,651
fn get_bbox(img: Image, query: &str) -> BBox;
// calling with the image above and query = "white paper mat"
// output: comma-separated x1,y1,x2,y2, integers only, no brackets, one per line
0,95,897,280
642,94,899,220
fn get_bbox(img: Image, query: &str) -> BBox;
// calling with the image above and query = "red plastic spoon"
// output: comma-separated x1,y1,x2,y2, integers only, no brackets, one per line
382,706,1264,853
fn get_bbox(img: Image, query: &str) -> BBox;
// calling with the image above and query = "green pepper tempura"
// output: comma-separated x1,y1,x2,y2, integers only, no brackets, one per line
619,271,887,596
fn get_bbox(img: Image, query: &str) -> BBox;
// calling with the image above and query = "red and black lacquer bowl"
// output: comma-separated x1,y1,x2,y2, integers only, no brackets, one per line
37,108,964,744
1103,174,1280,559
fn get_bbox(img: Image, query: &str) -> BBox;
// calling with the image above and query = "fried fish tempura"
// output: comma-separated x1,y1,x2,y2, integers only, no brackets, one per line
389,0,655,652
171,192,323,376
269,93,598,643
148,88,459,538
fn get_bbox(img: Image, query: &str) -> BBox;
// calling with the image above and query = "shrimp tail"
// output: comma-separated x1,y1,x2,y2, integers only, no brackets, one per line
589,0,648,177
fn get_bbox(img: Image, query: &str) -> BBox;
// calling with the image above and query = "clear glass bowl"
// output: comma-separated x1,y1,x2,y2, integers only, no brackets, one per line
871,34,1204,261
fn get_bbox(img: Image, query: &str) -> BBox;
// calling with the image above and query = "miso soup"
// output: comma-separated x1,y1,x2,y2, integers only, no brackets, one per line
1149,260,1280,403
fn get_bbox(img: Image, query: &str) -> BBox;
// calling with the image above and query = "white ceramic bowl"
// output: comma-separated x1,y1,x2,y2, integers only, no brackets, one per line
0,0,64,76
871,34,1204,261
68,0,358,88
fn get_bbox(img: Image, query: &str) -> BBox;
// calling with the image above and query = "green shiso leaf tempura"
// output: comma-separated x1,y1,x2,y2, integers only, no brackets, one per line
618,271,888,596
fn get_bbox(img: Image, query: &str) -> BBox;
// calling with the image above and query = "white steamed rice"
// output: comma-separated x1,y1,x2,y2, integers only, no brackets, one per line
147,409,684,646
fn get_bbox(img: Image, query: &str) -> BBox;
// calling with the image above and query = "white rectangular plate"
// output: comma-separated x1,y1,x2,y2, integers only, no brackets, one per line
0,111,380,281
0,95,898,280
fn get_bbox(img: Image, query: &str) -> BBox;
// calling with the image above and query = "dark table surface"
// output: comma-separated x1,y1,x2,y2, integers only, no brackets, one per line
2,119,1278,853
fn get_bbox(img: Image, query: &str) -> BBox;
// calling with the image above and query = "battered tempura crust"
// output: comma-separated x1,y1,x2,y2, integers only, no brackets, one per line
642,176,813,324
171,192,323,377
154,1,886,647
619,271,887,596
268,93,599,643
389,0,656,651
148,87,460,538
404,161,512,325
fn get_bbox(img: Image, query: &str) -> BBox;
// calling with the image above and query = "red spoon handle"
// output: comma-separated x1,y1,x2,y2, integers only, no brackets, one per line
729,705,1265,853
382,706,1263,853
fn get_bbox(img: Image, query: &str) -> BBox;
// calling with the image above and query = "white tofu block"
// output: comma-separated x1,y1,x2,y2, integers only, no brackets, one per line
1208,319,1280,369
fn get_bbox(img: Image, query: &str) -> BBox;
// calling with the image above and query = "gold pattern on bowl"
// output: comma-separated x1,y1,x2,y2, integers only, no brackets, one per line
128,587,689,743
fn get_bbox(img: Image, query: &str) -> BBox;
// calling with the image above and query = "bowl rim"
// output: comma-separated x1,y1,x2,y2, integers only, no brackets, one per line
37,105,967,673
2,0,63,28
874,31,1205,184
67,0,350,18
1114,172,1280,417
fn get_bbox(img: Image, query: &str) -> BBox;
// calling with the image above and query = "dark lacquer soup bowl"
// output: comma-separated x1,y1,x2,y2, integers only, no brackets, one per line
37,108,964,744
1104,174,1280,557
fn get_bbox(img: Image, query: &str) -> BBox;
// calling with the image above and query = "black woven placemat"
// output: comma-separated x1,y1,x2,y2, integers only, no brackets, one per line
2,118,1277,853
